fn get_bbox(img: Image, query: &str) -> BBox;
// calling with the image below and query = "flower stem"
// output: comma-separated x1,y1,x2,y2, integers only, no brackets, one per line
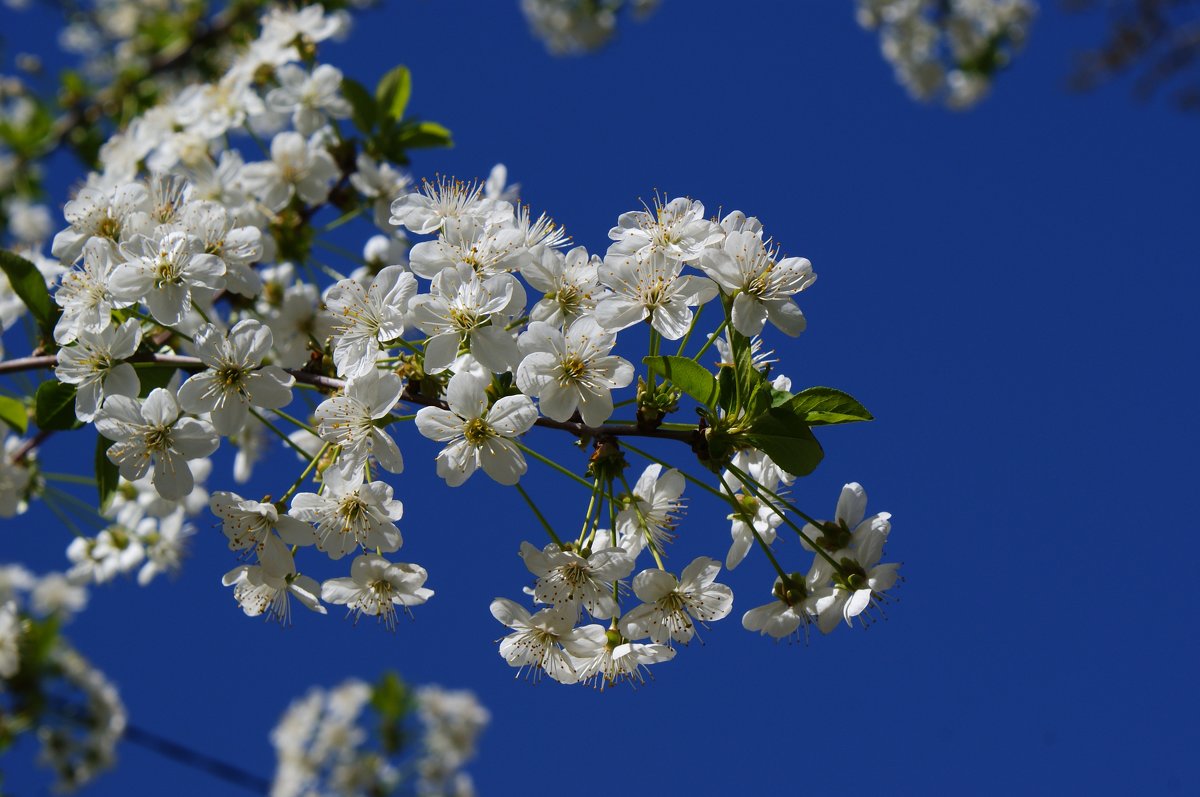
514,483,564,547
279,442,329,504
249,407,312,459
513,441,594,490
691,319,727,361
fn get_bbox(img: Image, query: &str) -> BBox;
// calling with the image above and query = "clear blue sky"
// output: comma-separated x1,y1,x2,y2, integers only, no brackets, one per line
4,1,1198,794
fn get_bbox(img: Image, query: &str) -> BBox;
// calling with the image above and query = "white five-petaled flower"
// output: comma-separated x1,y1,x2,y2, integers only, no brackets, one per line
53,238,128,345
179,200,264,297
414,372,537,487
408,265,524,374
320,554,433,629
698,230,814,337
51,182,152,263
323,265,417,378
314,368,405,479
800,481,892,559
489,598,597,684
595,250,717,339
222,535,325,623
209,491,316,553
515,317,634,427
742,567,830,641
55,319,142,422
519,541,635,620
94,388,219,500
615,463,685,557
240,131,339,212
287,468,403,560
521,245,606,326
619,557,733,645
607,196,722,263
409,221,532,279
177,320,295,436
110,229,226,325
568,633,675,690
389,177,513,237
265,63,352,136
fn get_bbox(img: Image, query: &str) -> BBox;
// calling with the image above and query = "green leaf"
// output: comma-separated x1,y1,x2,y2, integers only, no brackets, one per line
341,77,376,133
396,120,453,149
34,380,79,431
785,387,873,426
747,407,824,476
95,435,119,509
135,365,177,397
643,356,719,407
0,396,27,434
0,249,57,339
375,65,412,122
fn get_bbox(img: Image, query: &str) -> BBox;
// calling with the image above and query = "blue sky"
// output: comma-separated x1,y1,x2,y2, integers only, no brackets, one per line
4,1,1198,794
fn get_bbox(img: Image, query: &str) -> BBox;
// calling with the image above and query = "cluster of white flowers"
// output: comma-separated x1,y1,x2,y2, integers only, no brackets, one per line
518,0,1034,108
269,678,487,797
36,641,128,791
0,564,124,791
519,0,660,54
0,0,901,697
855,0,1036,107
413,686,489,797
66,461,205,587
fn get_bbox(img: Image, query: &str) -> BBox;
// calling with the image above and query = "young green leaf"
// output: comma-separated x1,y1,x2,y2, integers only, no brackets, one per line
375,65,412,122
0,249,58,339
785,387,873,426
340,77,377,133
643,355,719,407
746,407,824,476
34,380,80,431
0,396,27,434
396,120,453,149
95,435,119,509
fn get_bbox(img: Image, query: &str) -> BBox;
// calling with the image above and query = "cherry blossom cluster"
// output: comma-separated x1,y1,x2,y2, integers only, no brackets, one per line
0,0,901,695
519,0,1035,108
520,0,661,53
270,676,487,797
854,0,1035,107
0,564,125,791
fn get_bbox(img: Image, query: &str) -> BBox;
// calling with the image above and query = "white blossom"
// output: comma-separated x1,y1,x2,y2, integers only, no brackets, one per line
288,469,403,560
320,554,433,629
93,388,219,500
414,372,536,487
54,319,142,422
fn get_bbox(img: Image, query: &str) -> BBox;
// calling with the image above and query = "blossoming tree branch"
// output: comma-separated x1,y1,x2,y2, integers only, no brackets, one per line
0,0,901,789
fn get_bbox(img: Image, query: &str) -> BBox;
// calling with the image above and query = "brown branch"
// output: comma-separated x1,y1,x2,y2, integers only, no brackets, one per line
0,353,700,444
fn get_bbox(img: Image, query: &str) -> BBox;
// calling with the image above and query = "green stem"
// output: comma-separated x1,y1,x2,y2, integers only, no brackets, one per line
725,462,845,574
279,442,329,503
271,408,316,434
619,472,665,569
250,408,313,459
675,302,704,356
514,483,564,547
513,442,594,490
320,205,363,233
40,472,97,486
692,318,727,361
577,479,600,546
